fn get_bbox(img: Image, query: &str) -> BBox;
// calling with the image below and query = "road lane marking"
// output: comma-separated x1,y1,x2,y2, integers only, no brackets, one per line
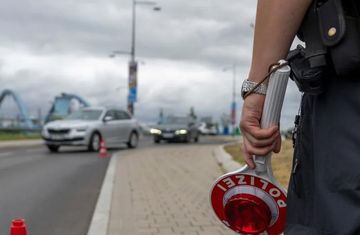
87,154,117,235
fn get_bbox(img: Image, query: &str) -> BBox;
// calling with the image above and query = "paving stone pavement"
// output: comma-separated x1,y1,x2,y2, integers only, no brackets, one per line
107,143,237,235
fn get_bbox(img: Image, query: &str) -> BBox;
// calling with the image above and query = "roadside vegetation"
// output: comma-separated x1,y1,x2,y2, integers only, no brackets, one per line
224,140,294,188
0,132,41,141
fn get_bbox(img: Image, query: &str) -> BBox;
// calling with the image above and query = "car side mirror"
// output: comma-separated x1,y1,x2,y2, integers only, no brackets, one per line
104,116,113,122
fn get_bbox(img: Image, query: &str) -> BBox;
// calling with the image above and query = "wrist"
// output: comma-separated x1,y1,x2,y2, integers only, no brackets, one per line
242,94,265,118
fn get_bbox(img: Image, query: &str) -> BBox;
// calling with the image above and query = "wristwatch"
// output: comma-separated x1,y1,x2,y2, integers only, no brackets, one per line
241,79,267,99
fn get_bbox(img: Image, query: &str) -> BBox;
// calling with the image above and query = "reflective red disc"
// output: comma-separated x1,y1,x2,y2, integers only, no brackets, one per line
210,173,287,235
224,194,271,234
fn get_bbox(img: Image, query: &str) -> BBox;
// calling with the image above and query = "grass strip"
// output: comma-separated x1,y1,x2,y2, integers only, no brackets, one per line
223,140,294,188
0,132,41,141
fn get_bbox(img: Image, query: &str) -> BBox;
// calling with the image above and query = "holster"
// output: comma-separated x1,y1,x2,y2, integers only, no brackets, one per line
288,0,329,95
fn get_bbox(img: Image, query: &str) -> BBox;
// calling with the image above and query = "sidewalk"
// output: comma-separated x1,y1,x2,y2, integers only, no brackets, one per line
107,143,237,235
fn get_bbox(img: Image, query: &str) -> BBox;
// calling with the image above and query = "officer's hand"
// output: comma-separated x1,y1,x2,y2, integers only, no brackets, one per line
240,94,281,169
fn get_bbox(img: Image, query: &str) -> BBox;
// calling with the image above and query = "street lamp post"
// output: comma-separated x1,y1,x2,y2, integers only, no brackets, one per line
127,0,160,115
131,0,137,62
111,1,160,116
131,0,160,61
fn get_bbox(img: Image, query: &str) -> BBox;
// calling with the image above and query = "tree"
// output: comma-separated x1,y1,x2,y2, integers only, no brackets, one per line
189,106,197,120
158,108,164,124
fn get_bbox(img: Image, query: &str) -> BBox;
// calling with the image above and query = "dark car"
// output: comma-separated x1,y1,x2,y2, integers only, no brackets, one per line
150,116,200,143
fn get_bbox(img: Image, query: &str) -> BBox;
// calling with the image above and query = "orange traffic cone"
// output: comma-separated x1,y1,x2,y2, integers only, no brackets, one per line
10,219,27,235
99,138,109,158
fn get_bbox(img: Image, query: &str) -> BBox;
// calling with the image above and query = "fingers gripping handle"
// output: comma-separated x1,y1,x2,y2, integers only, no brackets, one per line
254,61,291,173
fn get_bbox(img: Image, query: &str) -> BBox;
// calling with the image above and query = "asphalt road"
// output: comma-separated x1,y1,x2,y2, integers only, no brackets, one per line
0,135,232,235
0,141,125,235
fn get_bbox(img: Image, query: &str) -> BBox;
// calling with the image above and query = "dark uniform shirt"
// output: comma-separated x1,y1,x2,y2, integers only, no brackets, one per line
285,75,360,235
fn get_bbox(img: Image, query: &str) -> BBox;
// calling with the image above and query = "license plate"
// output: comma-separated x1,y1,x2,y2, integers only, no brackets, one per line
163,133,174,138
51,134,64,140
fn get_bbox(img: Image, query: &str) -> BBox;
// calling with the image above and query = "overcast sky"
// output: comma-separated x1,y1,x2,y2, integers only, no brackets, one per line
0,0,302,128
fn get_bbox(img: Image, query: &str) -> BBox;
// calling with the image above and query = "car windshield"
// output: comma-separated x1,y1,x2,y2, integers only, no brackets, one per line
163,117,189,125
65,110,103,121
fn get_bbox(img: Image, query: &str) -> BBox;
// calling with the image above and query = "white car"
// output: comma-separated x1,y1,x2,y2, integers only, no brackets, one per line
198,122,218,135
41,107,140,152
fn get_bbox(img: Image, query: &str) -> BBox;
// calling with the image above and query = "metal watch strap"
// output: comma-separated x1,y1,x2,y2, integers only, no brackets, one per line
241,79,267,99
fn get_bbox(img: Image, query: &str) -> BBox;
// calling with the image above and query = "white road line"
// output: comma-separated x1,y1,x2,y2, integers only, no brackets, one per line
86,154,118,235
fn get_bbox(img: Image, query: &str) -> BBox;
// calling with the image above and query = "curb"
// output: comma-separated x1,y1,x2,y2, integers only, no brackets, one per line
87,137,243,235
0,140,43,149
213,140,243,173
87,153,118,235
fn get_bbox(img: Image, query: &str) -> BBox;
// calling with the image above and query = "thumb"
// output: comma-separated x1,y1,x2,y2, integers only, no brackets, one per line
243,140,255,169
273,135,282,153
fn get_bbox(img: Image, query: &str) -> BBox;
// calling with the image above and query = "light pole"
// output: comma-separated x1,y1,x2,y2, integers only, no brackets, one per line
111,1,160,116
223,63,237,135
131,1,161,61
127,0,160,115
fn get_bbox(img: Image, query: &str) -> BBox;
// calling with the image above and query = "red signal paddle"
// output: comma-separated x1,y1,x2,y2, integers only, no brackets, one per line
210,60,291,235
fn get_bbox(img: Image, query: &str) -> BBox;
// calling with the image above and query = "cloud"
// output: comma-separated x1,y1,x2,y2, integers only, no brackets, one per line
0,0,302,129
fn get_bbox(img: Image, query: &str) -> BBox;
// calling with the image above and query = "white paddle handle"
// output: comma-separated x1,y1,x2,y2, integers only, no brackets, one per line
254,60,291,173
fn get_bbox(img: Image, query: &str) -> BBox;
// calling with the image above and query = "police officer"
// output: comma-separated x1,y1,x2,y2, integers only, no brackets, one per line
240,0,360,234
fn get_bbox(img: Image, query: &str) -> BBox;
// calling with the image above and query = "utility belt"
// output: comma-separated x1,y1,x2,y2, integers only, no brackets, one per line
288,0,360,95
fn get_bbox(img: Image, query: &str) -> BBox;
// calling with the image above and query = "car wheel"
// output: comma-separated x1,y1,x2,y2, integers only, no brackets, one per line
88,132,101,152
47,144,60,153
127,132,139,149
154,137,160,144
194,134,199,143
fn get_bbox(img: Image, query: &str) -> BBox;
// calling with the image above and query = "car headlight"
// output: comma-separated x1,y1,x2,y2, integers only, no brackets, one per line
150,128,162,135
175,129,188,135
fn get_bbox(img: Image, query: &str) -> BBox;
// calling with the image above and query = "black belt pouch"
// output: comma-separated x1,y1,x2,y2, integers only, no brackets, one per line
318,0,360,78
